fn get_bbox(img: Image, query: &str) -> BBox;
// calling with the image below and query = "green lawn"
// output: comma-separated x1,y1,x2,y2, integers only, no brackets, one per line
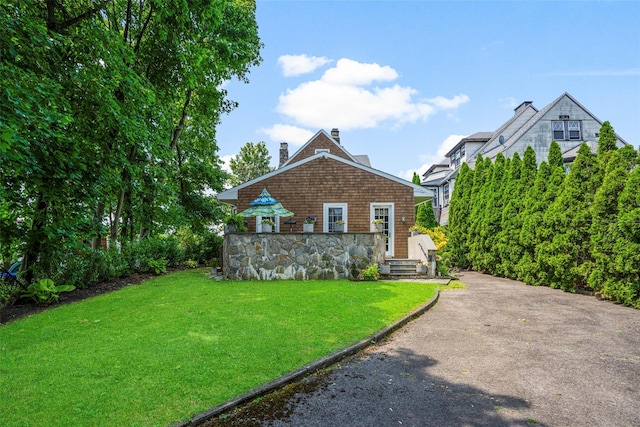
0,269,437,426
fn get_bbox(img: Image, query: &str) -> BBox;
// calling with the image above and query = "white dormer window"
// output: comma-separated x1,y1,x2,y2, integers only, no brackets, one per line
315,149,330,154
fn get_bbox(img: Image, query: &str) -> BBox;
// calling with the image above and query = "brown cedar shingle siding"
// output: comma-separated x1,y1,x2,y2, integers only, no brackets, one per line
238,157,414,258
287,132,353,164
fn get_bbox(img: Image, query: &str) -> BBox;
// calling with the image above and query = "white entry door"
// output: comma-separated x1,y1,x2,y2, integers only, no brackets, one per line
371,203,394,256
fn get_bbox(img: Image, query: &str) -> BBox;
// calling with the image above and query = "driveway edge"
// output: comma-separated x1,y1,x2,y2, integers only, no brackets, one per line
175,289,440,426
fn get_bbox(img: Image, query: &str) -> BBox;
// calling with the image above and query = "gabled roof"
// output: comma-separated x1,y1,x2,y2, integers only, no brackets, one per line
444,132,493,158
216,151,434,205
281,129,359,167
422,159,450,178
477,92,629,161
479,101,539,158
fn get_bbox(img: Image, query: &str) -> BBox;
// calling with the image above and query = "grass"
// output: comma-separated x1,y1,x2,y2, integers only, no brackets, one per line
0,269,438,426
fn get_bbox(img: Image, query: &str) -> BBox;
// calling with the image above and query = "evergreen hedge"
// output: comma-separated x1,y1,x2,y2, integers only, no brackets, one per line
447,122,640,308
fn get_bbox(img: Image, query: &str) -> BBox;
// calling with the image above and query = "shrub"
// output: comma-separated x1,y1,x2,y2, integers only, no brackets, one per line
147,259,167,275
20,278,75,305
185,260,199,269
361,263,379,281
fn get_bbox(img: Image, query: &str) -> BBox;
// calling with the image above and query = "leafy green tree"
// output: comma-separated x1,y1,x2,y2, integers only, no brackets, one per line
0,0,261,283
229,141,274,186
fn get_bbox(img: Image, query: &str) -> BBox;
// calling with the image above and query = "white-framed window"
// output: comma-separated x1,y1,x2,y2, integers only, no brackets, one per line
552,121,565,140
315,148,330,154
568,121,581,140
256,216,279,233
552,120,581,141
323,203,347,232
443,182,450,205
370,203,394,256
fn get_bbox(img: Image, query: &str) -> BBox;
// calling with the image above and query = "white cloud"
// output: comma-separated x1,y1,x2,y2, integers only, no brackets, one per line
259,124,315,146
397,134,467,181
219,154,234,173
278,54,333,77
276,57,469,131
425,94,470,110
321,58,398,85
499,96,518,109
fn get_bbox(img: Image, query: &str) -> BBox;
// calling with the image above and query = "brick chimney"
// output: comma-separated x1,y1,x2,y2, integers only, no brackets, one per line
331,128,340,144
279,142,289,168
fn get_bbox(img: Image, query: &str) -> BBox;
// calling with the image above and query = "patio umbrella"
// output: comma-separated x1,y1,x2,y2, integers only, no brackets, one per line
238,188,294,217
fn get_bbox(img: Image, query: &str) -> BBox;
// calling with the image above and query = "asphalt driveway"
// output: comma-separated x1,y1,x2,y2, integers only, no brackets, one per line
208,272,640,427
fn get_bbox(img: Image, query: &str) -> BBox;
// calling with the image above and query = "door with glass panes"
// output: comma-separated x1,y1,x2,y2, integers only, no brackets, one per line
371,203,393,256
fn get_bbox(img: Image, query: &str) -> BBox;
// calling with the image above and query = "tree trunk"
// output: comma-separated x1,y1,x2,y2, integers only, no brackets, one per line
21,194,48,284
91,202,105,250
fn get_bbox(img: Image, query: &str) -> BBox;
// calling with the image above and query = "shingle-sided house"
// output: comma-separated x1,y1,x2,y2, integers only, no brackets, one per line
217,129,433,259
423,92,629,225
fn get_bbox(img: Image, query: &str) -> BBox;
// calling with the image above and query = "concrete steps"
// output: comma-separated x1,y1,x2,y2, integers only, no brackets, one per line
382,259,429,279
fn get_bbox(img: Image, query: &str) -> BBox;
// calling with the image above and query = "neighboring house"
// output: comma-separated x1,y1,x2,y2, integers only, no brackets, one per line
217,128,433,258
423,92,629,225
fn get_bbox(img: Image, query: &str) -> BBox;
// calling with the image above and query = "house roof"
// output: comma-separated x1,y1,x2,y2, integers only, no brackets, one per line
444,132,493,158
422,159,449,178
561,140,598,163
216,151,434,205
281,129,359,167
477,92,629,162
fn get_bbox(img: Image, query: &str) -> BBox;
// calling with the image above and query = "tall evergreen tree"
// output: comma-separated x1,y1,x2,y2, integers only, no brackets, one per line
588,145,637,293
468,157,494,270
412,172,421,185
606,162,640,307
416,203,438,229
597,121,617,156
538,144,602,291
516,161,551,284
447,162,474,267
548,140,564,169
474,154,507,272
495,152,523,276
504,147,537,279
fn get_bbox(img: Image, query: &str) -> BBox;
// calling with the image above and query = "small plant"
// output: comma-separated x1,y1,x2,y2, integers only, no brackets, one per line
361,263,379,281
147,259,167,275
20,278,75,305
371,219,384,224
416,260,428,266
304,216,317,224
261,219,275,226
184,259,199,269
334,220,345,225
224,213,247,232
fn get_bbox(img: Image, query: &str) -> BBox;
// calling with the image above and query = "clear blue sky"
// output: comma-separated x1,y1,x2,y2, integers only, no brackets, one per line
216,0,640,181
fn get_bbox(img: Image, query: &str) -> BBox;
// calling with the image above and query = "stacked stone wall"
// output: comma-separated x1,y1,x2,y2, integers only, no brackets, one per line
223,232,385,280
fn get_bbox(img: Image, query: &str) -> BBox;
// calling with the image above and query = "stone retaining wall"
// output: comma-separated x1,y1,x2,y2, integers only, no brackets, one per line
223,233,386,280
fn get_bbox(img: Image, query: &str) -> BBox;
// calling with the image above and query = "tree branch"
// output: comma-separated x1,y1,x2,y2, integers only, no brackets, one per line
170,89,192,150
51,0,114,32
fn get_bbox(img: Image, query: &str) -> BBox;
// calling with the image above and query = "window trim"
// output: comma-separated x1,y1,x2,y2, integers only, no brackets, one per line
323,203,348,232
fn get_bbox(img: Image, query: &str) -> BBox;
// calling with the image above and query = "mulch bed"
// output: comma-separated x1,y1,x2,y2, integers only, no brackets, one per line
0,267,188,325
